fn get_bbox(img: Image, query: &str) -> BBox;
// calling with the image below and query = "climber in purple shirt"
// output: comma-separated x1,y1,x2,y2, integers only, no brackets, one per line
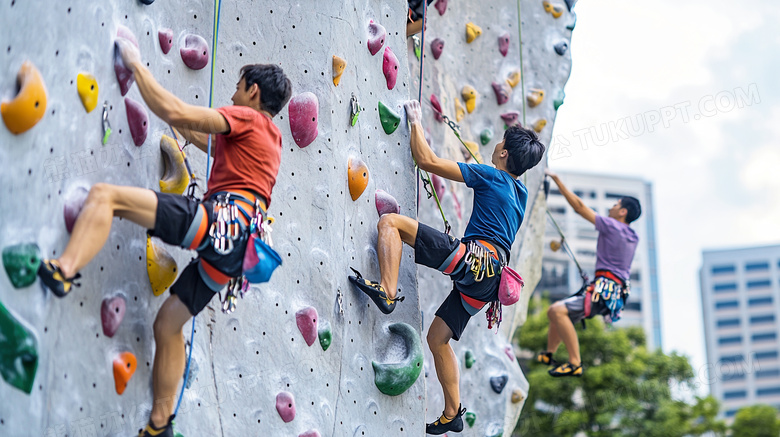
536,169,640,377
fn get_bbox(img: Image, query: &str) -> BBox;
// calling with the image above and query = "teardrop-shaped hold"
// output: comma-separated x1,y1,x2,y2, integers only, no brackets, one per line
367,20,386,56
159,135,190,195
0,301,38,393
299,431,321,437
1,61,47,135
550,239,562,252
276,391,296,423
113,351,137,395
180,34,210,70
454,99,465,122
492,82,511,106
554,89,565,110
101,295,126,338
511,389,525,403
490,374,508,394
158,28,173,55
375,189,400,217
372,322,423,396
114,27,139,97
435,0,448,15
554,41,569,56
543,1,565,18
378,101,401,135
430,38,444,60
431,174,446,200
382,47,399,90
318,320,332,351
480,128,493,145
295,306,318,347
64,186,89,233
532,119,547,133
332,55,347,87
2,243,41,289
465,411,476,427
465,22,482,43
288,92,319,148
76,73,99,113
461,86,478,114
506,70,521,89
464,350,475,369
498,33,510,56
347,157,369,201
146,236,178,296
527,88,545,108
430,94,443,122
124,97,149,147
500,111,520,127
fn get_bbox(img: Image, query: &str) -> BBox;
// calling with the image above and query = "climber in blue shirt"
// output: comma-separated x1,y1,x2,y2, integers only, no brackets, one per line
349,100,544,435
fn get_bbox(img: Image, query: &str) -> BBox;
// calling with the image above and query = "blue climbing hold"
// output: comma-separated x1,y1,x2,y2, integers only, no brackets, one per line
490,374,508,394
554,41,568,56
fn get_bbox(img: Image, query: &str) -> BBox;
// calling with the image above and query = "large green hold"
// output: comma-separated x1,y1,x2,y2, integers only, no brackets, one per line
372,322,423,396
465,350,475,368
0,301,39,394
553,90,565,111
2,243,41,289
378,101,401,135
465,411,476,427
480,128,493,146
318,320,332,351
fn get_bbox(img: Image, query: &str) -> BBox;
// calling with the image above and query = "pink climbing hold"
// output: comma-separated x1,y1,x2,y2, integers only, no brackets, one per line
298,431,321,437
430,94,443,122
276,391,296,423
500,111,520,127
367,20,386,56
180,34,210,70
124,97,149,147
114,26,139,97
435,0,448,15
295,306,319,347
432,174,446,200
492,82,511,105
505,345,515,361
158,28,173,55
63,186,89,233
382,47,399,90
498,32,510,57
288,92,319,148
375,189,400,217
101,295,126,338
431,38,444,60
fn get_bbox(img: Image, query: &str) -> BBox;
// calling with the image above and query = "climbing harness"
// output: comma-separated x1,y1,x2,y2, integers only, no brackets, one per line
584,270,630,323
101,101,112,145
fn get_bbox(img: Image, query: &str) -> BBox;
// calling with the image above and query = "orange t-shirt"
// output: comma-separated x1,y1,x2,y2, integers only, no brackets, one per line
205,106,282,206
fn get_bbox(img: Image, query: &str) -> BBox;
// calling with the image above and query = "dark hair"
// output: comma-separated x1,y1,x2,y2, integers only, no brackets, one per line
240,64,292,116
620,196,641,224
502,125,545,176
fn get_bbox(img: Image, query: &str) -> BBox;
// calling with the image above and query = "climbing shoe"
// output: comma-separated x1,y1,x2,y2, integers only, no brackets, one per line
548,362,583,378
348,267,404,315
535,351,557,366
426,404,467,435
138,416,174,437
37,259,81,298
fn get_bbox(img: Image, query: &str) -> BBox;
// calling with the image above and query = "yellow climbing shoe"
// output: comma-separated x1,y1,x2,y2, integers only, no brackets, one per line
348,267,404,315
37,260,81,298
549,362,583,378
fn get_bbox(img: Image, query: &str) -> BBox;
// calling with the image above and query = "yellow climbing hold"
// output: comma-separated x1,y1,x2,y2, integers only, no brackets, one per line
332,55,347,87
511,389,525,403
146,236,177,296
532,119,547,133
461,86,478,114
454,98,465,122
76,73,98,113
159,134,190,195
465,22,482,43
506,70,521,89
463,141,482,163
1,61,47,135
543,0,565,18
527,89,545,108
550,239,562,252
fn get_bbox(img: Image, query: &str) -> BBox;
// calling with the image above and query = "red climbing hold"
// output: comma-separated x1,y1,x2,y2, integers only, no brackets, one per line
299,431,321,437
113,351,137,395
124,97,149,147
500,111,520,127
288,92,319,148
63,186,89,233
432,174,446,200
180,34,209,70
382,47,399,90
295,306,318,347
431,38,444,60
367,20,386,56
276,391,296,423
114,26,139,96
435,0,448,15
158,28,173,55
430,94,443,122
492,82,511,106
375,189,400,217
101,295,126,338
498,33,510,56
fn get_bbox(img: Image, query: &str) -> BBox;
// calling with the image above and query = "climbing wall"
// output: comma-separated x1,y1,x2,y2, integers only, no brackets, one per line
409,0,575,435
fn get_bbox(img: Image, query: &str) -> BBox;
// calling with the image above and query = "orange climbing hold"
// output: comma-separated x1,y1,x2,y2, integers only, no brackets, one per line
76,73,99,113
527,89,545,108
511,389,525,403
113,351,137,395
348,157,369,201
543,1,565,18
146,236,177,296
506,71,521,89
1,61,47,135
159,134,190,195
532,119,547,133
461,86,478,114
332,55,347,87
454,99,465,122
465,22,482,43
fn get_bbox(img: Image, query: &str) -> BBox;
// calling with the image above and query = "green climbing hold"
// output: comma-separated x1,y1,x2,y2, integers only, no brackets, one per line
465,411,476,427
0,301,38,394
372,322,423,396
378,101,401,135
318,320,332,351
174,431,184,437
554,90,565,110
465,350,475,369
2,243,41,289
480,128,493,146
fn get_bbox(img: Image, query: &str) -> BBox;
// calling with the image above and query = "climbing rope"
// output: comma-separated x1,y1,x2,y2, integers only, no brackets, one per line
516,0,527,128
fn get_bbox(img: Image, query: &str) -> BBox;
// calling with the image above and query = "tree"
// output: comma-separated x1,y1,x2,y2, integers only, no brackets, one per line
512,296,727,437
730,404,780,437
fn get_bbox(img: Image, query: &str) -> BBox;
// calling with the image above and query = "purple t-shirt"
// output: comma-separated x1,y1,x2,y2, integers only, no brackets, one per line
594,215,638,281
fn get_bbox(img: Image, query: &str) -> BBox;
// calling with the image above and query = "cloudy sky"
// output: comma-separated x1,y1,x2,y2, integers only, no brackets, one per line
550,0,780,391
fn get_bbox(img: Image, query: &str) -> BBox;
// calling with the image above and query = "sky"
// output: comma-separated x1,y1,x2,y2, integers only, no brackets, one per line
550,0,780,394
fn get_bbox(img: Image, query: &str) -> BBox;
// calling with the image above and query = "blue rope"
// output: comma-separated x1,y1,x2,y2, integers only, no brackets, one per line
174,319,196,416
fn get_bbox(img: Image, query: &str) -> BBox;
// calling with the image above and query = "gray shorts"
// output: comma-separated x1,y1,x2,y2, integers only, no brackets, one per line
562,294,610,324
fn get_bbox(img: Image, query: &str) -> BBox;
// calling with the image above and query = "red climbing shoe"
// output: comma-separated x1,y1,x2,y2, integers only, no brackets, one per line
37,260,81,298
138,416,174,437
348,267,404,315
548,362,583,378
426,404,466,435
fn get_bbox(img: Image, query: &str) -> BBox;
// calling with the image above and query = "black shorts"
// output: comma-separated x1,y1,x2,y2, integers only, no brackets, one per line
148,192,252,316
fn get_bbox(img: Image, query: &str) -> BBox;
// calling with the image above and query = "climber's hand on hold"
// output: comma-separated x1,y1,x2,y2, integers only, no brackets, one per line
404,100,423,126
116,38,142,72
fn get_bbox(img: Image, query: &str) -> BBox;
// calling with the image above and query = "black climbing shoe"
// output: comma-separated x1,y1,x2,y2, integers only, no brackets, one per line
426,405,467,435
535,351,557,366
138,416,174,437
549,362,583,378
348,267,404,315
37,260,81,298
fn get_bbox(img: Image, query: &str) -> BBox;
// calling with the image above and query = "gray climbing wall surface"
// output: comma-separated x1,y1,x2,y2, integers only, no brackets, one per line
0,0,574,436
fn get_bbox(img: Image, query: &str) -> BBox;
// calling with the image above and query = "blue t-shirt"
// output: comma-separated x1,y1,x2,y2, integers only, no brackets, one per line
457,163,528,253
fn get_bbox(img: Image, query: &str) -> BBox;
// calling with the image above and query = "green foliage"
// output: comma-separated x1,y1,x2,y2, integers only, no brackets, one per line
513,297,726,437
730,404,780,437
